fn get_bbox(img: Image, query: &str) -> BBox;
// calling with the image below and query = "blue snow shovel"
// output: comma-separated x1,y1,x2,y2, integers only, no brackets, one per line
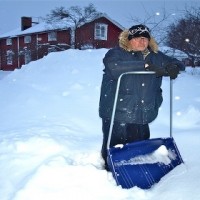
107,71,184,189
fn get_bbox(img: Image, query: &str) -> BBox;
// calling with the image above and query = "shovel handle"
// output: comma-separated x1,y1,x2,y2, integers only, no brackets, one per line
106,71,173,150
170,78,173,137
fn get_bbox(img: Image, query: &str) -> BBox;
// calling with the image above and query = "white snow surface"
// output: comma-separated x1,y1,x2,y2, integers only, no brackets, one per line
0,49,200,200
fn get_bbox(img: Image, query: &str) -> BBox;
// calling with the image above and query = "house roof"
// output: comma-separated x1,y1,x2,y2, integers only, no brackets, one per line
0,13,125,39
0,21,69,39
80,13,125,30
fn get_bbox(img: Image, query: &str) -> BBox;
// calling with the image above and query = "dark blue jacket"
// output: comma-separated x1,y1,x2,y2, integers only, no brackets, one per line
99,46,184,124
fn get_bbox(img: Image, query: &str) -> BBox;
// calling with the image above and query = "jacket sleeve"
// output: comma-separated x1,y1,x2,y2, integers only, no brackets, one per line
103,48,145,80
145,51,185,78
161,52,185,71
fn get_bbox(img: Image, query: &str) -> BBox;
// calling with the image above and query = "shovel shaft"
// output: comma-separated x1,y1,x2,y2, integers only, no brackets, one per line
170,78,173,137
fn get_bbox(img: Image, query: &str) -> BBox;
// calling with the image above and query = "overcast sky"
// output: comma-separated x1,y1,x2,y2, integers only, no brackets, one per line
0,0,199,35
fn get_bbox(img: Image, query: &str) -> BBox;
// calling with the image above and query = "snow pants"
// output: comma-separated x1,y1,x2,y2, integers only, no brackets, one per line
101,119,150,171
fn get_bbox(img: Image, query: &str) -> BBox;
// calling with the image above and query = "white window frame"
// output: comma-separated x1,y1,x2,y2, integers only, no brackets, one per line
24,35,31,43
6,38,12,45
6,50,13,65
48,32,57,41
94,23,108,40
24,49,31,64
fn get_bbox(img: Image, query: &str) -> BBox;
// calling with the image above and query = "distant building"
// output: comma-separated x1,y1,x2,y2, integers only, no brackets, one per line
0,14,124,71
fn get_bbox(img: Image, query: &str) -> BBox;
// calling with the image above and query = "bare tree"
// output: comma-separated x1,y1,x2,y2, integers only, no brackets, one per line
46,4,100,26
129,5,176,45
166,6,200,66
46,7,69,22
45,3,101,48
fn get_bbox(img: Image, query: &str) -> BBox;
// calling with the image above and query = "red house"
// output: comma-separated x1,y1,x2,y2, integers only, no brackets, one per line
0,14,124,71
75,14,124,49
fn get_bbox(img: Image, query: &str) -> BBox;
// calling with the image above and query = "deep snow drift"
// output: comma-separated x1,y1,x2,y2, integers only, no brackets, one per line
0,49,200,200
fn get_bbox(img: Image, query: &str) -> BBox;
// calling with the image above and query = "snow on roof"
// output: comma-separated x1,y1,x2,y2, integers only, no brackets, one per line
100,13,125,30
0,20,69,39
0,13,124,39
80,13,125,30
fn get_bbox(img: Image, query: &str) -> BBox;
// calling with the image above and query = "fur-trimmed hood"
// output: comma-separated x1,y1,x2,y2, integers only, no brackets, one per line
119,30,158,53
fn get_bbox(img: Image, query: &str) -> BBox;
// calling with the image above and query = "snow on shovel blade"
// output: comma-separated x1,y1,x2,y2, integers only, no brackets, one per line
107,137,184,189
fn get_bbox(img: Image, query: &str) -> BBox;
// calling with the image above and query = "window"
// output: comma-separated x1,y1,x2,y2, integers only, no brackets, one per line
6,38,12,45
6,50,13,65
48,32,57,41
24,50,31,64
94,23,108,40
24,35,31,43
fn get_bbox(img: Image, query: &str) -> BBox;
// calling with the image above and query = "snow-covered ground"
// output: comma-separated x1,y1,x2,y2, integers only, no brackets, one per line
0,49,200,200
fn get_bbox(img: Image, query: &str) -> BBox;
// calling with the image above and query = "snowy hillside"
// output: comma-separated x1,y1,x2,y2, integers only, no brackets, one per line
0,49,200,200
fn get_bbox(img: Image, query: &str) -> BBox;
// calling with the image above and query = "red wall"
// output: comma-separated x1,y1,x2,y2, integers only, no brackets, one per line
0,30,71,70
75,17,122,49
